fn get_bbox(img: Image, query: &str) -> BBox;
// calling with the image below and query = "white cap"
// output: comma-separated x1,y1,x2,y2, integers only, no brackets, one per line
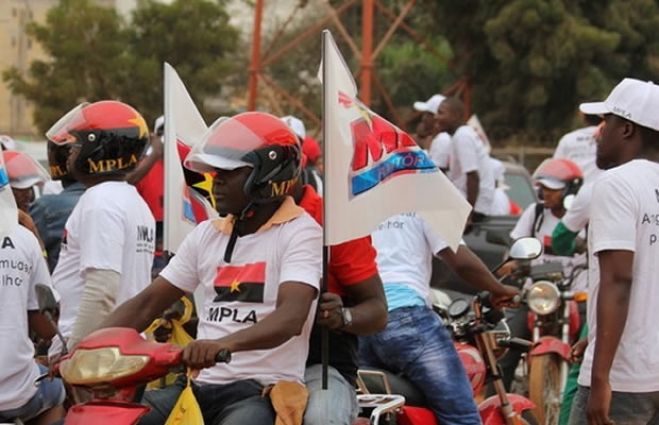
153,115,164,133
281,115,306,139
579,78,659,131
413,94,446,115
536,177,566,190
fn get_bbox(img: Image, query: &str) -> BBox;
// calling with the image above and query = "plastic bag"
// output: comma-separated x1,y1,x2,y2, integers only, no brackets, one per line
146,297,194,388
164,372,204,425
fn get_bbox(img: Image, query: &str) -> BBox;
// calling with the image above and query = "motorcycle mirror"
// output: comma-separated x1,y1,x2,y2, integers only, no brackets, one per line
563,194,575,210
36,283,58,315
508,237,543,261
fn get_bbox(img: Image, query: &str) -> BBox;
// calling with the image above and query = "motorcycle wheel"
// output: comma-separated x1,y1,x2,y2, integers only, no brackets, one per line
528,354,562,425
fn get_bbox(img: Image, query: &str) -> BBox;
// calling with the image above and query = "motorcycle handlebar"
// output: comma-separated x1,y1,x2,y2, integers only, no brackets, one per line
215,348,232,364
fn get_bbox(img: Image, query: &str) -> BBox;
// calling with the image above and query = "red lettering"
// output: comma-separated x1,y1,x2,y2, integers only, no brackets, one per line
351,118,384,171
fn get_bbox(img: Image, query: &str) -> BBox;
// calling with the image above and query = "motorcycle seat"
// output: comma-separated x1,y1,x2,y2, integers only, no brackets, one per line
357,368,428,407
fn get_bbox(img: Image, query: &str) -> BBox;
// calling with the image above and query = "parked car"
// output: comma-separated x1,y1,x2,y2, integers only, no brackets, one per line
431,160,538,294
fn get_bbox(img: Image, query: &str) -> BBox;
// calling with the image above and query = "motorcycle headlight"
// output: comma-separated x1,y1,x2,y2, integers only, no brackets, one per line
527,281,560,315
60,347,149,385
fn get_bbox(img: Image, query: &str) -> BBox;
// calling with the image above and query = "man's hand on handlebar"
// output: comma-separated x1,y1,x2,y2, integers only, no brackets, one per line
490,285,521,309
182,339,231,370
495,260,518,278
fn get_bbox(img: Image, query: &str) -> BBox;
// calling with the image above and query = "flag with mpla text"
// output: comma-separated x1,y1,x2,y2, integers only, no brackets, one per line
321,31,470,249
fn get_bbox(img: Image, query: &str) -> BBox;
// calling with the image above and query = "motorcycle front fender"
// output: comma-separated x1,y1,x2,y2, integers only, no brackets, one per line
530,335,571,361
479,394,535,424
65,402,150,425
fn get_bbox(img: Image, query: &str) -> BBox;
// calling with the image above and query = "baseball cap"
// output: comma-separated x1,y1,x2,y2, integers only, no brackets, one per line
579,78,659,131
536,177,566,190
281,115,306,139
413,94,446,115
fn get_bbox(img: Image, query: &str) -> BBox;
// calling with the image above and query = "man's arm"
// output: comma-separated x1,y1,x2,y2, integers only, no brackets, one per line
466,171,480,207
100,276,185,331
182,281,318,369
317,274,387,335
587,249,633,424
438,245,517,306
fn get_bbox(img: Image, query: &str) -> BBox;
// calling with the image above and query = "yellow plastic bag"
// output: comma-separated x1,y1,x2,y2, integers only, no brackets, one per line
164,372,204,425
146,297,195,388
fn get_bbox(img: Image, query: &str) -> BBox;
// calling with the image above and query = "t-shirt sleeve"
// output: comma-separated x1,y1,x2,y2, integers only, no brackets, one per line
159,225,202,293
279,219,322,290
26,231,54,311
78,207,126,273
329,236,378,287
562,184,592,232
589,176,637,254
421,218,449,255
453,130,480,174
510,204,536,240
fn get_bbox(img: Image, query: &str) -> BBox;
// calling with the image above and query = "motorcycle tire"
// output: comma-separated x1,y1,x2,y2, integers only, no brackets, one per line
528,353,562,425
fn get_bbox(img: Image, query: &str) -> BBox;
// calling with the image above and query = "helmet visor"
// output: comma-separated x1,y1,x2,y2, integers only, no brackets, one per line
46,103,90,145
3,151,51,189
185,116,264,173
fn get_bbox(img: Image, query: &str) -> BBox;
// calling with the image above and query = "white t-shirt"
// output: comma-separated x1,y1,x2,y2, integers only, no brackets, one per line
160,212,322,386
491,188,511,216
578,160,659,392
0,226,55,410
51,181,155,354
372,213,449,304
447,126,495,214
562,180,594,233
510,203,587,292
553,126,602,183
429,132,452,170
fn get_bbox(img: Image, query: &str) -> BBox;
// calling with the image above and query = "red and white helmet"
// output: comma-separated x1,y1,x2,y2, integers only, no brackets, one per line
532,158,583,196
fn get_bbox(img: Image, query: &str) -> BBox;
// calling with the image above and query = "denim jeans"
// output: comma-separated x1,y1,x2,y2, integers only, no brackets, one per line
568,385,659,425
303,364,358,425
140,377,274,425
359,306,481,425
0,365,65,422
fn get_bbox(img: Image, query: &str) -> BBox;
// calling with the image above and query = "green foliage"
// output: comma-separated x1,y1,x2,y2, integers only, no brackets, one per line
3,0,239,134
429,0,659,143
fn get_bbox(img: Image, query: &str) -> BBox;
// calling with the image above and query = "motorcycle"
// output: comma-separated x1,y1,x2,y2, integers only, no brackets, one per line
355,237,542,425
34,284,230,425
520,263,587,424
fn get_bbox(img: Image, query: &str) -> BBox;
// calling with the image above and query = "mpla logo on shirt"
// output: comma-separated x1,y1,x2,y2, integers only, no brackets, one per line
340,92,436,197
213,262,266,303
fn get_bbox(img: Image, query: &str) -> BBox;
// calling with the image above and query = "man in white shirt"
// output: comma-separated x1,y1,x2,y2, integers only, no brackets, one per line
102,112,322,425
554,114,603,183
45,100,156,354
413,94,446,151
0,215,65,424
567,78,659,424
436,97,495,220
360,213,518,424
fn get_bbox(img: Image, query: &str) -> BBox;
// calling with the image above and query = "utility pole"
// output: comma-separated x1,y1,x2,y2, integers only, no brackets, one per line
247,0,264,111
359,0,374,106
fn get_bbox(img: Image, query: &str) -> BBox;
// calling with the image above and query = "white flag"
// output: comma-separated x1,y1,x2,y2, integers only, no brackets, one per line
163,62,216,253
0,151,17,236
321,31,470,250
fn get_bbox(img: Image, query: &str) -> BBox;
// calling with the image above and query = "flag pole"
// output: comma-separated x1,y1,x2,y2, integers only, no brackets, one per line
321,30,330,390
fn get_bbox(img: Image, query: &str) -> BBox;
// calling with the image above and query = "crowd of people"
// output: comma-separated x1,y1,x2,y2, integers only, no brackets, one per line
0,76,658,425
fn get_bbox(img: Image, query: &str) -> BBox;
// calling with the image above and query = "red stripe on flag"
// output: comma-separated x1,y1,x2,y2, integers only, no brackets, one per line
214,262,266,288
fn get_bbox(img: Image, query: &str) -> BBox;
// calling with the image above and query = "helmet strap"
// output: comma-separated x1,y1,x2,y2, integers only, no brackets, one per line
223,202,257,263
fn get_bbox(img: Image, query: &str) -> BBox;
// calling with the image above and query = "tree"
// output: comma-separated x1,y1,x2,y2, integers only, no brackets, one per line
3,0,240,134
429,0,659,143
3,0,129,134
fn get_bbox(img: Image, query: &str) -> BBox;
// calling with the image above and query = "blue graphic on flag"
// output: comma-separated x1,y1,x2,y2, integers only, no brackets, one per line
0,168,9,189
351,150,436,196
182,187,196,224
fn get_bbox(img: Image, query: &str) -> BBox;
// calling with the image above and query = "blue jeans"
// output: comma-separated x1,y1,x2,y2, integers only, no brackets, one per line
140,377,274,425
359,306,480,425
0,365,65,422
568,385,659,425
304,364,358,425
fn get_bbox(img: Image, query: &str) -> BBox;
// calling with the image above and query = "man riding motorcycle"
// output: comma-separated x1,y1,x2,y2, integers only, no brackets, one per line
99,112,322,425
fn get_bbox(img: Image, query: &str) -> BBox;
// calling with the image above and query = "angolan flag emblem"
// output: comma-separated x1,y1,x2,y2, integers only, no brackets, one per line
213,262,266,303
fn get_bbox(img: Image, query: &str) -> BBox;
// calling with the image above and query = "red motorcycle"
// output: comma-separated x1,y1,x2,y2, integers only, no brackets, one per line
50,327,229,424
521,263,587,424
356,293,537,425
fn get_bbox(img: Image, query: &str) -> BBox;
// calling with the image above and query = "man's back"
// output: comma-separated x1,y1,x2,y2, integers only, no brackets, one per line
554,126,601,182
52,181,155,345
448,126,495,214
580,159,659,391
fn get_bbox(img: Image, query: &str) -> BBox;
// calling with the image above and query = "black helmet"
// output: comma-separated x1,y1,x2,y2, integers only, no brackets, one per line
46,100,149,176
